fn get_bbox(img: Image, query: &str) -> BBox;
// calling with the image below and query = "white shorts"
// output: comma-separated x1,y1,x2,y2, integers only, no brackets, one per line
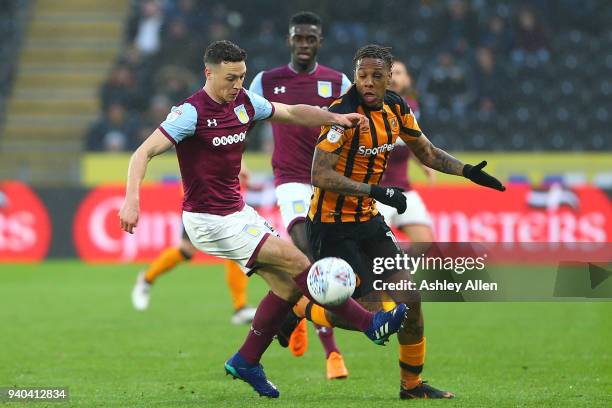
275,182,313,232
377,190,432,228
182,205,279,274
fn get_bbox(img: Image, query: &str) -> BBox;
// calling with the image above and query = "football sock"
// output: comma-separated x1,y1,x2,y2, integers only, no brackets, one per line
315,324,340,358
238,291,293,365
293,267,373,332
292,297,309,318
225,260,248,310
399,337,426,389
305,302,332,328
144,247,187,284
381,292,396,312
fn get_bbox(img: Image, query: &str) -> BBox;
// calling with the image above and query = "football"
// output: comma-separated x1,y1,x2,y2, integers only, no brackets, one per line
307,257,357,306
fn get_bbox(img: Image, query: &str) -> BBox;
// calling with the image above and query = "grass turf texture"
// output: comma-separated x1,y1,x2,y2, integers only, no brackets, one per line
1,261,610,407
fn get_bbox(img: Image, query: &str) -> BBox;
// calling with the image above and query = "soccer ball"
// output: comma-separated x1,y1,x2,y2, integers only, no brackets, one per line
307,257,356,306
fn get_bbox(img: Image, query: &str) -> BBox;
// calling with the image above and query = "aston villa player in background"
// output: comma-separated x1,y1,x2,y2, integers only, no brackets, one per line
249,11,351,380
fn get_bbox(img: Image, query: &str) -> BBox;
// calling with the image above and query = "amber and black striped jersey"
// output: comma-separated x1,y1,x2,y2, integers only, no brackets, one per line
308,86,423,223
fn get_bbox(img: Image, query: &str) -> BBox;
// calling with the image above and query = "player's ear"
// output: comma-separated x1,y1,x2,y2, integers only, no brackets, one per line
204,65,213,81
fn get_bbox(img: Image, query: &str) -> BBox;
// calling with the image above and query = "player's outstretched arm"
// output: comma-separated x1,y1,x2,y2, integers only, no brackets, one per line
119,129,174,233
404,134,505,191
270,102,367,129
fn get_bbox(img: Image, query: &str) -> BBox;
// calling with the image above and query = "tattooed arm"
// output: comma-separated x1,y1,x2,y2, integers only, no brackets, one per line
311,148,371,196
403,133,506,190
403,134,464,176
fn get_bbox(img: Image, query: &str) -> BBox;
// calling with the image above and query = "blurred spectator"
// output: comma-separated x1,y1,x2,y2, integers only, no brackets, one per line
86,104,140,152
441,0,479,55
127,0,164,56
480,15,513,56
473,47,507,113
134,94,172,145
167,0,208,37
418,51,475,117
99,64,147,112
512,7,550,66
148,94,172,125
154,66,198,104
157,17,202,74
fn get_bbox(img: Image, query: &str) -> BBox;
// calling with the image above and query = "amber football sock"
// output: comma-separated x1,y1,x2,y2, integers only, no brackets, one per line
381,292,396,312
399,337,426,389
144,247,188,284
306,302,333,328
225,260,248,311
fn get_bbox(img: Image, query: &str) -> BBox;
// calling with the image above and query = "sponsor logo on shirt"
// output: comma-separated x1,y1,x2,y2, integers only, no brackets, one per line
358,143,395,156
212,131,247,146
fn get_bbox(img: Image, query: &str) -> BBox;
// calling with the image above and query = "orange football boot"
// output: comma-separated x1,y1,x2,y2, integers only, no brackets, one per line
326,351,349,380
288,318,308,357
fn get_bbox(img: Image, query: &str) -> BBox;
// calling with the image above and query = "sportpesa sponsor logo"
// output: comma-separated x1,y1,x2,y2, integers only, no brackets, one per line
212,132,246,146
358,143,395,156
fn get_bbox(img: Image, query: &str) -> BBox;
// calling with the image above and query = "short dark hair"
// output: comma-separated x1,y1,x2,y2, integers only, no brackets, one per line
353,44,394,69
289,11,322,28
204,40,247,65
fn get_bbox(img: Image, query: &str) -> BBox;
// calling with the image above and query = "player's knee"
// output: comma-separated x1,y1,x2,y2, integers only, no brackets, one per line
282,246,310,276
273,285,301,304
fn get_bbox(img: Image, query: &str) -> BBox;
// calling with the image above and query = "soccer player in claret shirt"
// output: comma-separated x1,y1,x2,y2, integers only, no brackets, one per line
119,40,408,399
249,11,352,380
305,45,505,399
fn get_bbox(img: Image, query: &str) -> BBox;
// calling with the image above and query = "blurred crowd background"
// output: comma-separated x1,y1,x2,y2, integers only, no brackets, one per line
0,0,610,172
88,0,610,152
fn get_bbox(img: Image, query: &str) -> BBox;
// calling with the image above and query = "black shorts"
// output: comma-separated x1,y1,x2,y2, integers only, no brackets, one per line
306,215,402,299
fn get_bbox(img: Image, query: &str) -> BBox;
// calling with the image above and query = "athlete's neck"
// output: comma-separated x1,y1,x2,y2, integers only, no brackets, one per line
289,59,317,74
203,83,226,104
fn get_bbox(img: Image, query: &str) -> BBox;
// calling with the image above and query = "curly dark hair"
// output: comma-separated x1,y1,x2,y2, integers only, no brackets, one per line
353,44,394,69
204,40,247,65
289,11,322,28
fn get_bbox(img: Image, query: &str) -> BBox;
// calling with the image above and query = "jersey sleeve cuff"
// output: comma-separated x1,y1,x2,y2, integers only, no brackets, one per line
266,103,275,120
158,126,177,145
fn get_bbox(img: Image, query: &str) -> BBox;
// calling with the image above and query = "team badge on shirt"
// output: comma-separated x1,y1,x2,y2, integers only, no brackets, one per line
317,81,332,98
234,104,249,124
326,125,344,143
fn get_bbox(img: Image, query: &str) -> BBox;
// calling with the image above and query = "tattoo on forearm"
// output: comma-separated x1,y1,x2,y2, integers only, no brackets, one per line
312,150,370,196
409,136,463,176
429,147,464,175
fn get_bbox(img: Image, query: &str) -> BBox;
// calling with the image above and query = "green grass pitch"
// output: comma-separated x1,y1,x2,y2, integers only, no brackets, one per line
0,261,610,407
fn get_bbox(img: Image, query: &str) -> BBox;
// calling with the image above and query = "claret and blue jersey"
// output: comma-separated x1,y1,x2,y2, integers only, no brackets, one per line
158,88,273,216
